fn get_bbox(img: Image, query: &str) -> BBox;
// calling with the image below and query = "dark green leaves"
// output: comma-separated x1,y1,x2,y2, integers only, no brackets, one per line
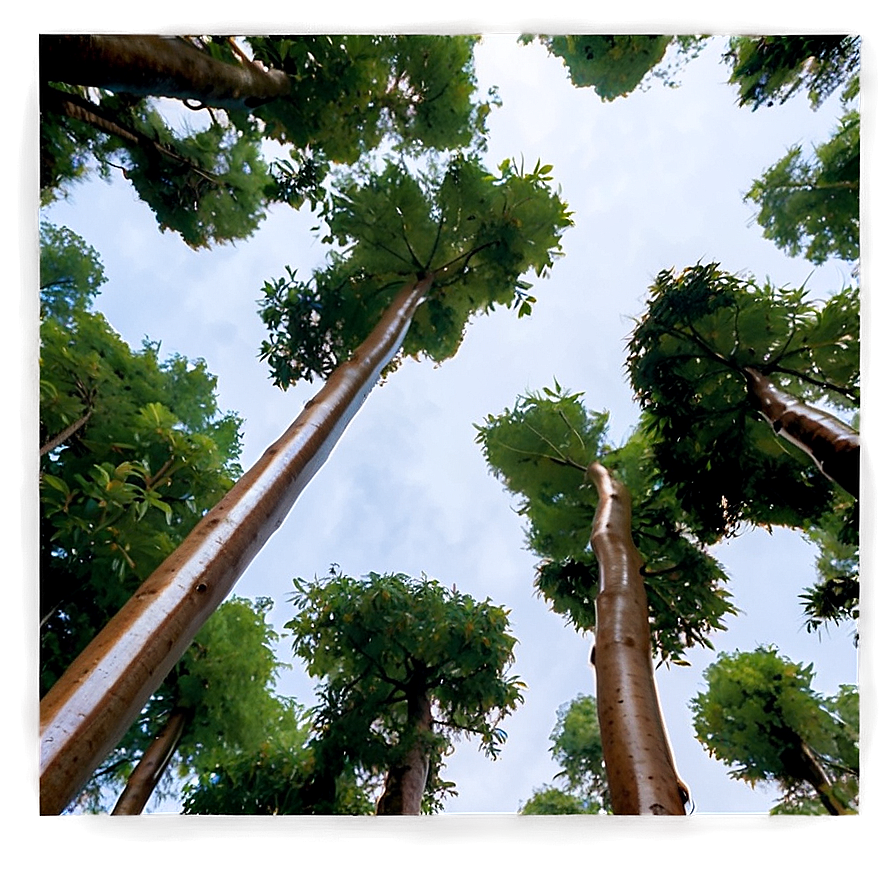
627,263,858,539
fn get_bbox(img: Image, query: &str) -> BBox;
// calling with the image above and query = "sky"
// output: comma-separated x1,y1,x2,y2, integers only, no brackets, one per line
13,5,895,892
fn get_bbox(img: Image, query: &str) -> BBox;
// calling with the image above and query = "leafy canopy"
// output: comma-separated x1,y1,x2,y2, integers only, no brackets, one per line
745,109,859,264
259,154,572,387
626,262,858,539
42,36,494,248
691,646,858,812
39,225,242,693
285,570,525,811
520,35,707,100
476,384,734,662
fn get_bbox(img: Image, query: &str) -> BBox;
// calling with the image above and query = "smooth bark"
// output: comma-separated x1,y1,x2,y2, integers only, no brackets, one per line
40,35,291,110
110,706,192,815
587,461,687,816
375,687,433,816
39,275,433,816
744,366,859,498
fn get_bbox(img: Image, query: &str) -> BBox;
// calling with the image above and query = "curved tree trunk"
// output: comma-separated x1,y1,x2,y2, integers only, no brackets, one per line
587,461,687,816
744,367,859,498
110,706,192,815
39,275,434,816
375,689,433,816
40,35,291,110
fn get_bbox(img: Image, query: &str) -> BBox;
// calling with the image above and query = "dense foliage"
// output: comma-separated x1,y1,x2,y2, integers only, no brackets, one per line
285,570,525,812
41,35,494,248
39,223,243,694
691,647,858,813
258,154,572,386
476,384,734,662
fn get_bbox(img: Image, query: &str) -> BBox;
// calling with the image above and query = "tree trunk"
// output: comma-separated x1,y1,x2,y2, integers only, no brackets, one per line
789,740,857,816
744,367,859,499
375,689,433,816
587,461,687,816
40,35,292,111
110,706,192,815
39,275,434,816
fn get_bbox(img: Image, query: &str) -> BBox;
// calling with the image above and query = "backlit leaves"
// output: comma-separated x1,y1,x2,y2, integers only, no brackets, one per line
477,386,734,661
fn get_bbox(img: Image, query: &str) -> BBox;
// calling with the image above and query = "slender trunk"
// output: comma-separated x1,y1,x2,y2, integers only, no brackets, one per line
789,741,857,816
39,275,434,816
40,35,291,110
587,461,687,816
375,689,433,816
110,706,192,815
40,409,92,456
744,367,859,498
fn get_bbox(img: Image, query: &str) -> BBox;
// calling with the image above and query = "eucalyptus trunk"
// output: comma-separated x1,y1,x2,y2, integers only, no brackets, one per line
110,706,192,816
587,461,687,816
40,35,292,111
375,689,433,816
40,275,434,816
744,366,859,498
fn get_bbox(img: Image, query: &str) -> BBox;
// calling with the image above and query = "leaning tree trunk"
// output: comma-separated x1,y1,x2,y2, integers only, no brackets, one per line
110,706,193,816
744,367,859,499
39,275,434,816
587,461,687,816
39,35,292,111
375,689,433,816
788,741,857,816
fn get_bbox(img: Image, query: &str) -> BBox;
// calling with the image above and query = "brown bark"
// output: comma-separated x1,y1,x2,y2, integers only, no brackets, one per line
375,689,433,816
110,706,192,815
790,741,857,816
40,409,92,456
39,275,434,816
587,461,687,816
40,35,292,110
744,367,859,499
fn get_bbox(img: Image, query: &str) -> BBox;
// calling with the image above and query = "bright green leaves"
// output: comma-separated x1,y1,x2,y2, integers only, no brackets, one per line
627,262,858,539
746,110,859,264
283,571,523,812
287,570,524,763
39,221,107,317
39,231,243,694
476,385,735,661
245,35,490,164
691,647,859,813
259,155,572,387
521,35,691,100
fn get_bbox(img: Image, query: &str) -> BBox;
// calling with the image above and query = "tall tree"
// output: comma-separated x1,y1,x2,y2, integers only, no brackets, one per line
105,596,286,815
626,263,859,629
41,35,494,248
286,571,525,815
691,647,858,815
39,223,242,694
520,694,610,815
39,155,570,815
477,385,733,813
